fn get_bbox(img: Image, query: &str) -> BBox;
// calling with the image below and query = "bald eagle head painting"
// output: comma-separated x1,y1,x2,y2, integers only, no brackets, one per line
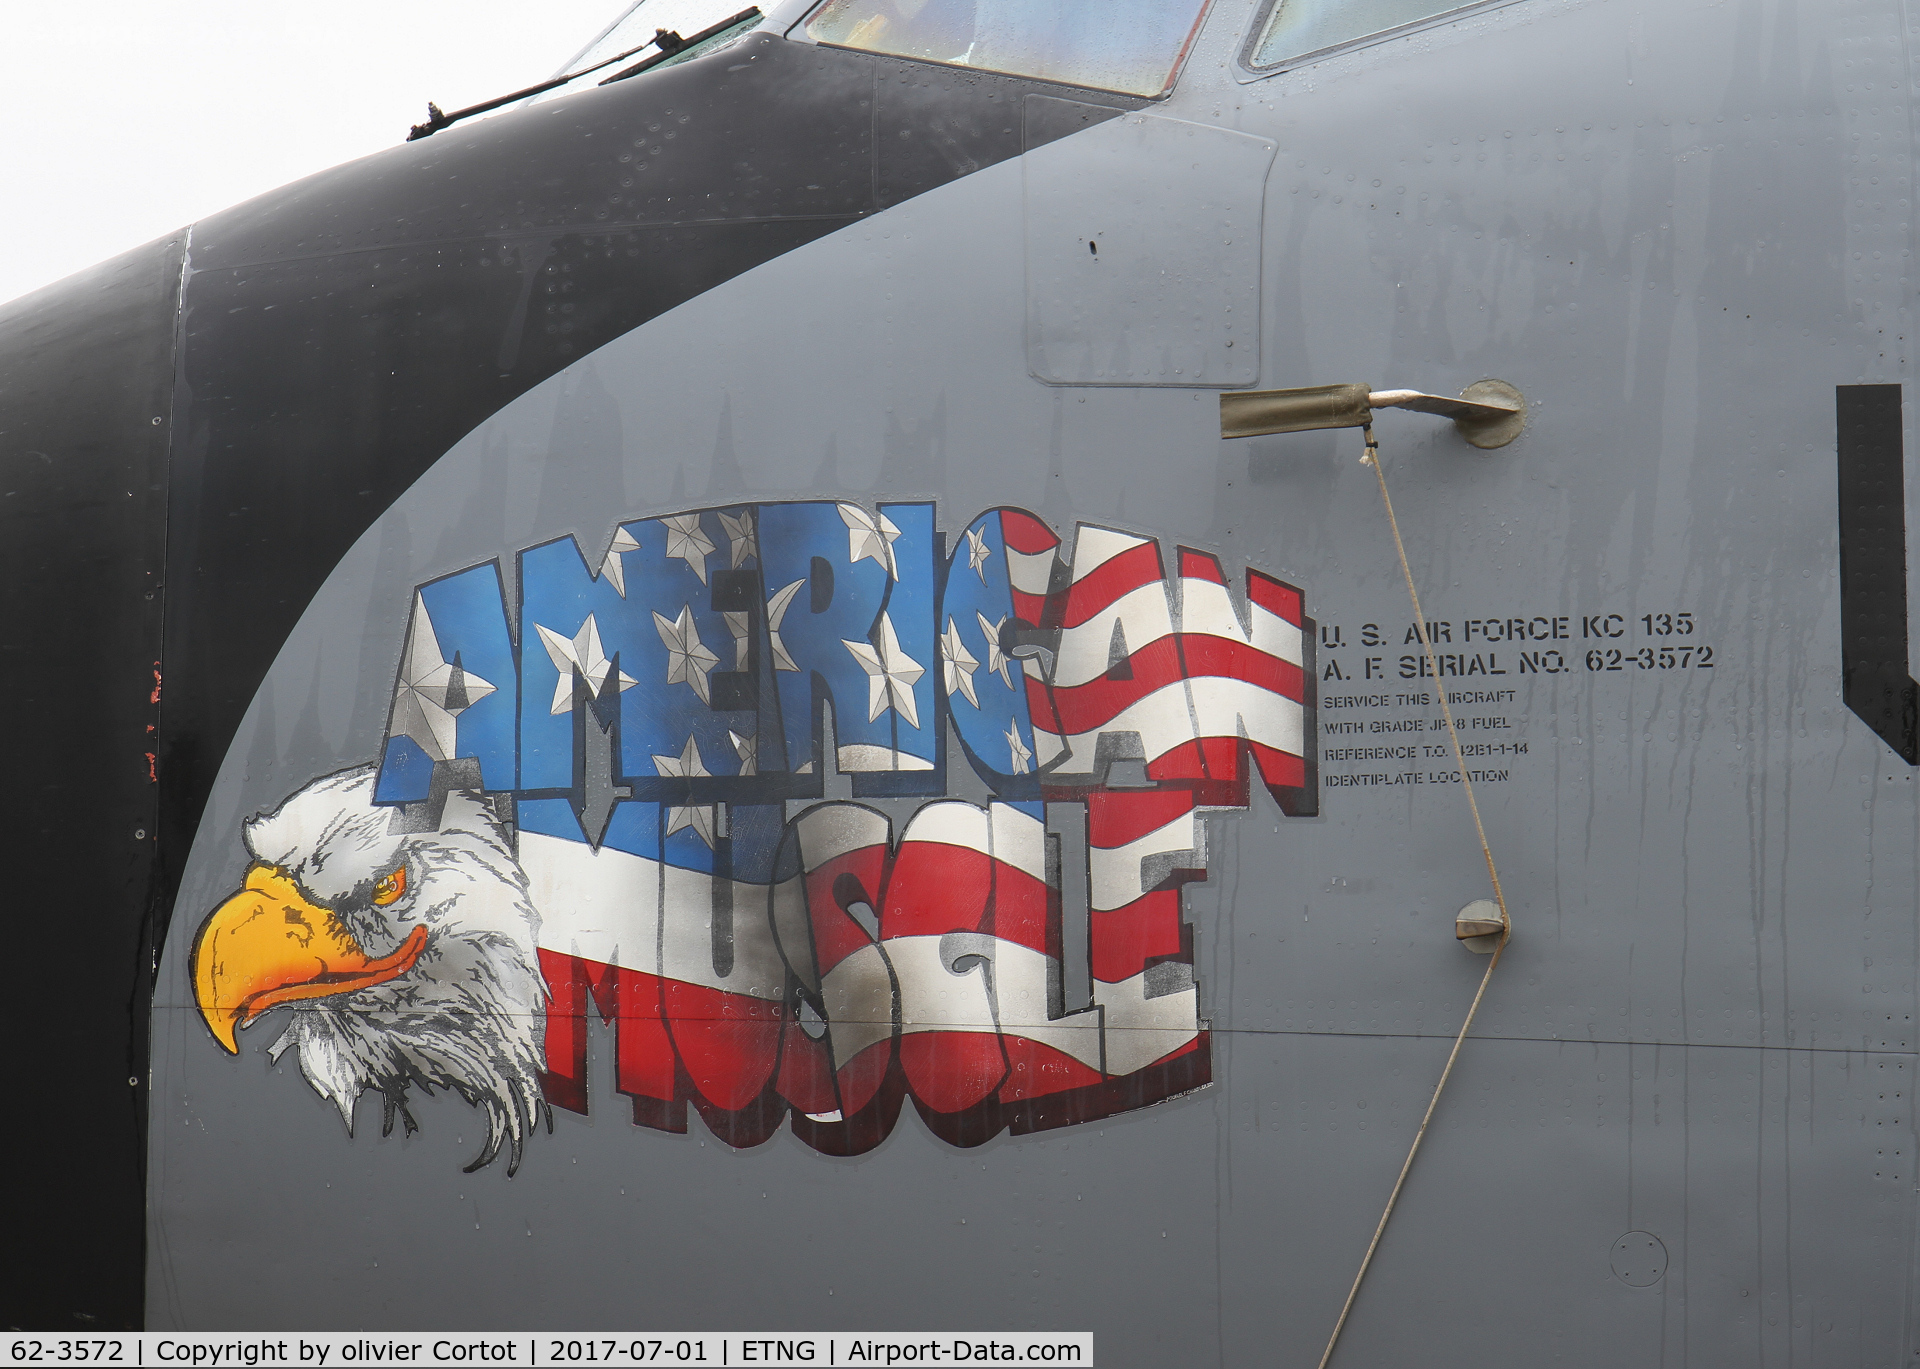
192,765,548,1173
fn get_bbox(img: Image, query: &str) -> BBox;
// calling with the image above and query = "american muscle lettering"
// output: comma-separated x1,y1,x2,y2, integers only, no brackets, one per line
191,502,1318,1166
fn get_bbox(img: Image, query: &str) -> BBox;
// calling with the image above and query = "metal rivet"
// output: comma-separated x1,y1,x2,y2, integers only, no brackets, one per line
134,829,147,840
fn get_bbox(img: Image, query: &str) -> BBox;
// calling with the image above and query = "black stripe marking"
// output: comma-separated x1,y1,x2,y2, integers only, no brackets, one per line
1836,383,1918,763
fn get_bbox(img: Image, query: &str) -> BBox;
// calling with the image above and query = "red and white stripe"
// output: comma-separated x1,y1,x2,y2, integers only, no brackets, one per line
1084,789,1204,1077
880,802,1103,1110
999,509,1060,625
524,831,790,1118
1028,530,1307,794
785,803,897,1120
1156,549,1307,791
533,785,1222,1126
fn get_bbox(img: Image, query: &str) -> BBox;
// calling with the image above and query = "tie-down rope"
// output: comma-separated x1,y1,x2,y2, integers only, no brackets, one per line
1314,426,1514,1369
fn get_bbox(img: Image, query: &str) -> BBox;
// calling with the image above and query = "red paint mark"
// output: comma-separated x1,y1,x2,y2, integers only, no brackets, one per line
145,753,156,783
146,724,154,733
149,664,162,705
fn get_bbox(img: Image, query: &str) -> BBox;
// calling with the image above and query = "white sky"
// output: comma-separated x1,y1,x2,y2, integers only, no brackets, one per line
0,2,651,308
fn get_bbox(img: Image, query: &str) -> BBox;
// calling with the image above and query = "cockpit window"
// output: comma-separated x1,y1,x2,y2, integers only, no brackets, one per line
801,0,1213,98
1250,0,1504,68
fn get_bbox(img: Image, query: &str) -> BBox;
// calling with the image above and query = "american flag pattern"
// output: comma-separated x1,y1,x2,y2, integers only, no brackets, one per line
1029,528,1309,803
371,500,1314,1153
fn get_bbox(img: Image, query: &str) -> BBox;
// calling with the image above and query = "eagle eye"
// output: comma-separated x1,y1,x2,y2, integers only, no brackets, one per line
372,866,407,907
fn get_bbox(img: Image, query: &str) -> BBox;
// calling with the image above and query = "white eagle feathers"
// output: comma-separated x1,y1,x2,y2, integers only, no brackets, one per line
236,766,548,1173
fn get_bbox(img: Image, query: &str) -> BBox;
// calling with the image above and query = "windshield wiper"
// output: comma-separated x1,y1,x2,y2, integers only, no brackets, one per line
407,7,760,142
599,8,762,84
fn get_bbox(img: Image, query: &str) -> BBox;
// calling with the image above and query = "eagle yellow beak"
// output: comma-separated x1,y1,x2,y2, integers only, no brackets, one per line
192,864,428,1053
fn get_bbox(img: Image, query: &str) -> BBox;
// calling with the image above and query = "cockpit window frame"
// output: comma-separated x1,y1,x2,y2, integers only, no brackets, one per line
1240,0,1532,77
786,0,1217,102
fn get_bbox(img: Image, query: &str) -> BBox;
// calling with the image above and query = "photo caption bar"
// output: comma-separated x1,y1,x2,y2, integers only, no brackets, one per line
1,1335,1093,1368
